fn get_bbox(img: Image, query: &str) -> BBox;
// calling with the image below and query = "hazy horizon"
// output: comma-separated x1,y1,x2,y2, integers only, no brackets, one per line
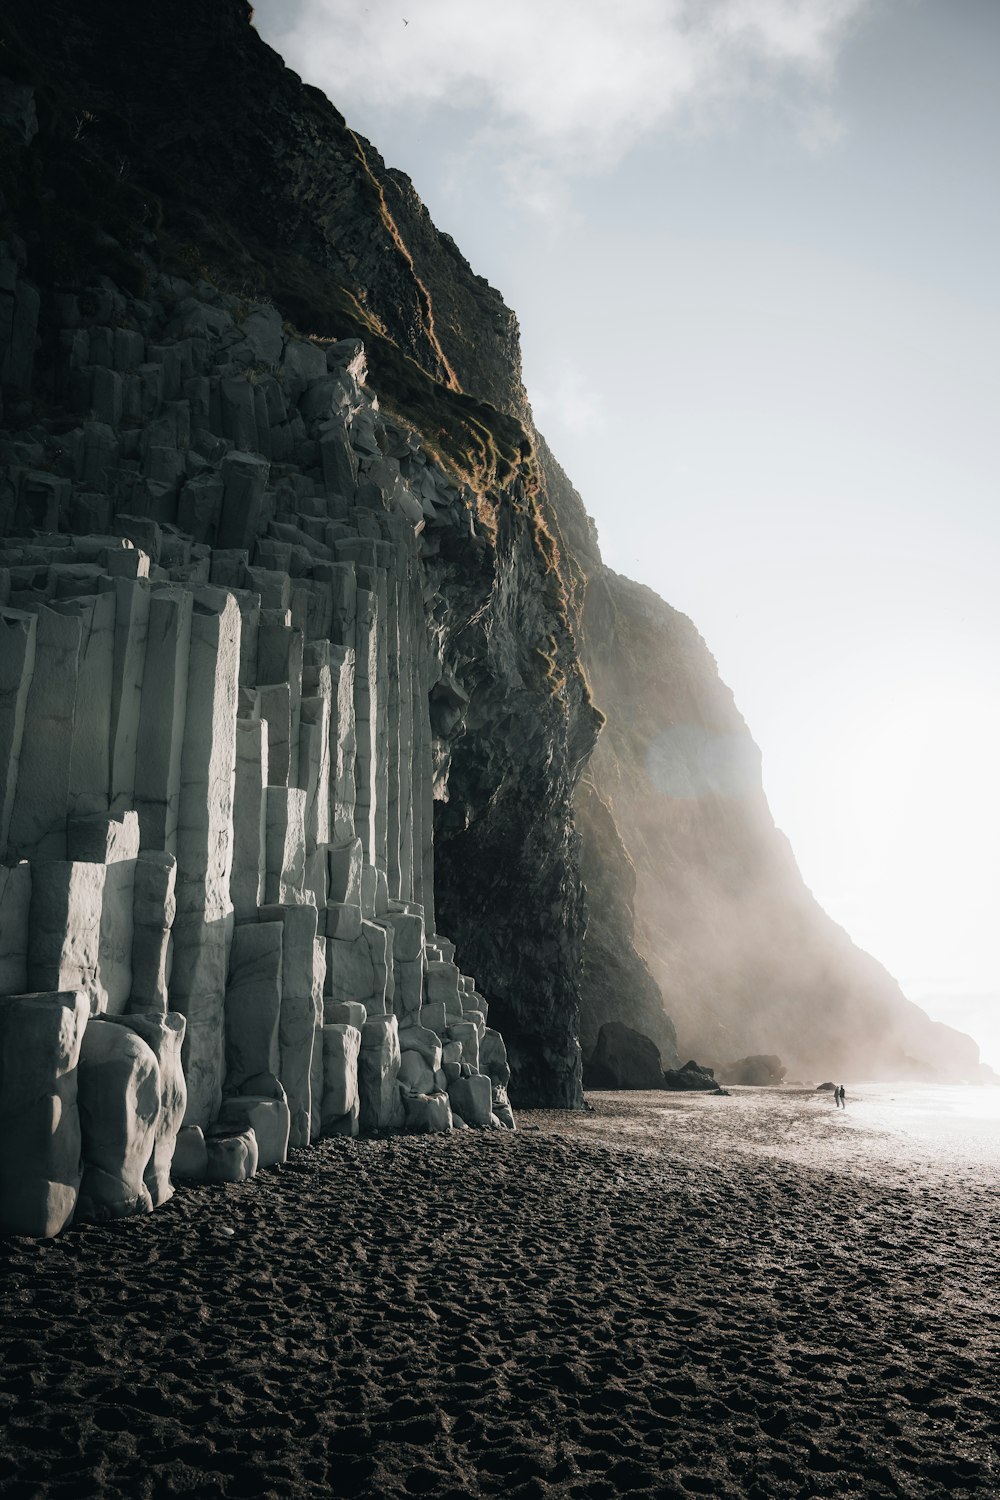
250,0,1000,1072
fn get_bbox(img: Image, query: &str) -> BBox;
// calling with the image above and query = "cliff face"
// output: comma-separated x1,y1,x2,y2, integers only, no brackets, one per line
538,448,982,1082
0,0,983,1142
0,0,604,1113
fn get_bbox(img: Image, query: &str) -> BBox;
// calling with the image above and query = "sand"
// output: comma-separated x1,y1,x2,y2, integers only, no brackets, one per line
1,1088,998,1499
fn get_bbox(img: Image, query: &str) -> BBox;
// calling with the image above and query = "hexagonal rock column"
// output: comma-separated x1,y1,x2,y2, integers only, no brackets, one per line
321,1023,361,1136
75,1017,161,1222
170,589,240,1128
67,810,140,1016
26,859,106,1014
133,588,192,853
5,606,82,860
129,850,177,1014
0,990,89,1238
258,903,325,1147
359,1015,404,1134
448,1073,493,1128
0,862,31,993
104,1011,187,1207
0,608,36,860
224,920,283,1092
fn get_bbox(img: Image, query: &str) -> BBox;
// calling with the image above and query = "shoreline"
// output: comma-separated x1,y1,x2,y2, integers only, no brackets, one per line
1,1091,997,1498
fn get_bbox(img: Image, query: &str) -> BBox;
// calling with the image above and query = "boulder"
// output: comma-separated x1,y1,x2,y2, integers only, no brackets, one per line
215,1094,289,1168
584,1021,665,1091
172,1124,208,1181
399,1024,442,1071
204,1127,258,1183
402,1092,452,1134
662,1059,725,1092
103,1012,187,1205
720,1054,786,1087
447,1073,492,1128
479,1027,511,1087
0,990,89,1237
492,1083,516,1131
75,1018,161,1221
398,1050,435,1095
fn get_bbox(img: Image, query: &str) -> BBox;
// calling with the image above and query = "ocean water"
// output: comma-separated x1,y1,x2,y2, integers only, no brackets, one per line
836,1081,1000,1165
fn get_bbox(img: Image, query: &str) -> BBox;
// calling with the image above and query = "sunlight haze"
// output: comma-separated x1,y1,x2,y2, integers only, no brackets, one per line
251,0,1000,1071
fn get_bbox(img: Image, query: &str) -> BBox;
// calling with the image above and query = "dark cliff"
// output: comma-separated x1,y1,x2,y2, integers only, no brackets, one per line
0,0,984,1095
538,447,982,1082
0,0,601,1106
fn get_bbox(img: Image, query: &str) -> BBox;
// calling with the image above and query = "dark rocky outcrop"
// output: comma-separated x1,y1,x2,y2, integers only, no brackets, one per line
662,1061,725,1093
720,1055,786,1087
0,0,600,1109
583,1021,666,1092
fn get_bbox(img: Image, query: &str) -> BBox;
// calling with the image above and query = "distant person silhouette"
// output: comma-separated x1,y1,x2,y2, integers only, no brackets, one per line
836,1085,846,1109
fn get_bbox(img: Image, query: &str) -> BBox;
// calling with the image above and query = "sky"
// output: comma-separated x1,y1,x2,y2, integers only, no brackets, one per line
250,0,1000,1072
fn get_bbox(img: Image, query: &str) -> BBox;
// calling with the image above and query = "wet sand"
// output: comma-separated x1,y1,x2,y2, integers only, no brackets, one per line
1,1088,998,1498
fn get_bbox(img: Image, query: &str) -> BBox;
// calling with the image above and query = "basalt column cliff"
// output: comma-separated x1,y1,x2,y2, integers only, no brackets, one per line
0,0,611,1237
0,0,985,1242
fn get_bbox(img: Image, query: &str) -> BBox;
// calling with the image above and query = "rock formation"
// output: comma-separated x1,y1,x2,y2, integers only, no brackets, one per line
719,1055,787,1087
0,0,987,1242
583,1022,668,1092
0,230,519,1235
662,1061,725,1093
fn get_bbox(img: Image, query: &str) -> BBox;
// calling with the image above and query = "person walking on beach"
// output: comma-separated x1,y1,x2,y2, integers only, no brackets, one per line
836,1085,846,1109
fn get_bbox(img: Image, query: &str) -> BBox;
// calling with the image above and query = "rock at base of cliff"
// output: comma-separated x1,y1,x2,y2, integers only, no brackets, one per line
103,1011,187,1206
216,1094,290,1168
402,1091,452,1133
0,990,89,1238
662,1059,725,1093
358,1016,403,1134
204,1126,259,1183
75,1018,161,1222
492,1083,516,1130
447,1073,492,1127
719,1054,786,1087
172,1125,208,1181
583,1021,666,1091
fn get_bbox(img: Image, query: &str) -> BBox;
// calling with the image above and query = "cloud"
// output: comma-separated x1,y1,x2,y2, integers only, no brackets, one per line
257,0,873,170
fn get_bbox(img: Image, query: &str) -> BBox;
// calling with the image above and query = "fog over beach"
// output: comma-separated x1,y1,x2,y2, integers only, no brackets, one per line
2,1087,998,1499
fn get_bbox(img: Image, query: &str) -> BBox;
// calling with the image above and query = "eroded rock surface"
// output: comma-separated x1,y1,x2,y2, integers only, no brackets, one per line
583,1021,667,1092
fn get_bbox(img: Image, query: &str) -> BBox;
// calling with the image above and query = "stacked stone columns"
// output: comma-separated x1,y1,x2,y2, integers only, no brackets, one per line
0,269,516,1238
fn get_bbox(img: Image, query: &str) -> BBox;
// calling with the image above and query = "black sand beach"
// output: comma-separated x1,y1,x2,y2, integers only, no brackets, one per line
1,1090,998,1499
